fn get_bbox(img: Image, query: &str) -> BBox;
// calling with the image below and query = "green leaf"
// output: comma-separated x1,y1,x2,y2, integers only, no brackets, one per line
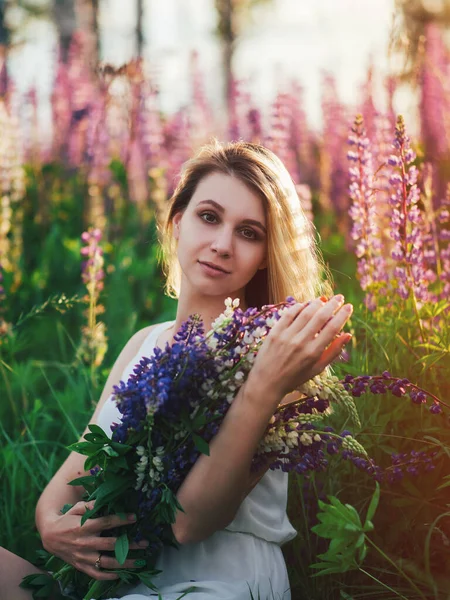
365,482,380,524
99,445,120,457
192,434,210,456
311,524,341,538
67,475,97,487
115,532,129,565
88,423,109,437
67,441,100,455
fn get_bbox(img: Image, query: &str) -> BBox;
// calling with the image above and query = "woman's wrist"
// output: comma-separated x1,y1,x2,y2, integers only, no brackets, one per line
236,373,284,422
35,505,61,541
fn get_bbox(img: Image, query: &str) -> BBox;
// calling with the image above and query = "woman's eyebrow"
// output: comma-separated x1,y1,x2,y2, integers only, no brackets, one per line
196,199,267,234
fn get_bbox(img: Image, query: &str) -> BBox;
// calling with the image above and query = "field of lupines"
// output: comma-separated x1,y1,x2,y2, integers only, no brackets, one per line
1,22,450,600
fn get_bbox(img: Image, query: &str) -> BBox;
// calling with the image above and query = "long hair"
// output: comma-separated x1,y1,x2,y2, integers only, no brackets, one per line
157,139,333,309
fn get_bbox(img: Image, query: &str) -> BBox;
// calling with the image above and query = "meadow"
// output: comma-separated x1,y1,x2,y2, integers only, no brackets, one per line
1,24,450,600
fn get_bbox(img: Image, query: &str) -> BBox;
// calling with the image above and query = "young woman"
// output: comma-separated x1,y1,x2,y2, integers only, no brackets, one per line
0,140,353,600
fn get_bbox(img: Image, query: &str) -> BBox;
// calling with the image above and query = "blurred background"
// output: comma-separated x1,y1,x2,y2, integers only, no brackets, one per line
1,0,414,138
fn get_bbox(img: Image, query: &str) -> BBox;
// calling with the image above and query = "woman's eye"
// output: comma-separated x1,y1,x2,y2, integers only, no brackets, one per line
200,212,217,223
242,228,257,240
199,212,257,240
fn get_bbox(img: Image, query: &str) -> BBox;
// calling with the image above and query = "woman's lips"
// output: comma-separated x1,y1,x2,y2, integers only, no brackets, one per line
198,261,230,277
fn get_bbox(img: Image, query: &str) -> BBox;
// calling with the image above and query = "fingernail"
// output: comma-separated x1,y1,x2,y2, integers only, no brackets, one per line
334,294,344,303
320,296,328,302
128,514,137,521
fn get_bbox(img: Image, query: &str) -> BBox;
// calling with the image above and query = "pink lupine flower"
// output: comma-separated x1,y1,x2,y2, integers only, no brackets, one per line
359,62,378,142
0,265,10,340
189,50,214,145
86,96,111,189
289,81,313,184
264,92,299,184
320,72,352,235
51,50,72,160
348,114,388,310
163,109,193,196
227,76,252,141
420,22,450,161
388,116,430,307
78,227,108,368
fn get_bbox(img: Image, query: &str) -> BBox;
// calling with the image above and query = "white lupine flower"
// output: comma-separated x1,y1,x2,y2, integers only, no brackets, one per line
208,337,219,350
234,371,245,381
299,432,313,446
136,445,145,456
314,434,322,442
252,326,266,338
243,331,254,344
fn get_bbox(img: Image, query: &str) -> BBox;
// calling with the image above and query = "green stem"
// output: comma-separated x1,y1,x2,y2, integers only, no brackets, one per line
365,538,427,600
0,360,17,419
358,567,411,600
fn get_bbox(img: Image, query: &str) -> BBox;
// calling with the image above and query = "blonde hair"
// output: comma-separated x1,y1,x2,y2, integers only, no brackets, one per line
157,139,333,309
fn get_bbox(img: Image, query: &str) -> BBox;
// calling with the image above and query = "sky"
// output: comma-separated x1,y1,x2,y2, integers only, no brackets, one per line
7,0,417,134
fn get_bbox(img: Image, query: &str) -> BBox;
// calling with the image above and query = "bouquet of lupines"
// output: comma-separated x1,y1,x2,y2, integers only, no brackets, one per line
21,296,444,600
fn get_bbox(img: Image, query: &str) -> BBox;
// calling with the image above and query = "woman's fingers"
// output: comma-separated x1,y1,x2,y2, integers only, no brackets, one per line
311,300,353,344
82,535,149,552
311,333,352,375
95,553,145,570
85,512,137,532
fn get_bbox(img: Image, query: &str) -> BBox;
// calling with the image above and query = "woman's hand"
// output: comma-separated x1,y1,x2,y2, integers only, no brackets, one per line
248,295,353,400
40,500,149,581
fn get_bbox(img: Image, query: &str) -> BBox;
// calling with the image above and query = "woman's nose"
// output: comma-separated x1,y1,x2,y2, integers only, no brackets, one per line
210,228,233,256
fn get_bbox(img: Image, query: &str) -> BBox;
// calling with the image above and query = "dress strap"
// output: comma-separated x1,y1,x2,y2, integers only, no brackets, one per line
138,320,175,358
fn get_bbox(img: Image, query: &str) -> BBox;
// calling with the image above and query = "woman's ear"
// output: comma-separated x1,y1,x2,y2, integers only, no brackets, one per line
173,212,182,240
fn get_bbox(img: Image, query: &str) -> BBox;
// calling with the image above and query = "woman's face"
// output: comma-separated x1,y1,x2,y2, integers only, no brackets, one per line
172,172,268,299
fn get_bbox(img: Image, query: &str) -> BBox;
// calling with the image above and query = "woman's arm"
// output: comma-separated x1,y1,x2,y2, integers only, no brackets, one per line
35,325,155,539
172,378,283,545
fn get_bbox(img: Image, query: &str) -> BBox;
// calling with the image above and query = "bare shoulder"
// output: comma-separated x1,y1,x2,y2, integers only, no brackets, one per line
81,323,159,436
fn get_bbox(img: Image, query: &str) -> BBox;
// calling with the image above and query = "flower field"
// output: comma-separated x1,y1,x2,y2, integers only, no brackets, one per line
1,23,450,600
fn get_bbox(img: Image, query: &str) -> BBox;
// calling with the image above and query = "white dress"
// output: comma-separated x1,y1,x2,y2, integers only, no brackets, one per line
95,320,297,600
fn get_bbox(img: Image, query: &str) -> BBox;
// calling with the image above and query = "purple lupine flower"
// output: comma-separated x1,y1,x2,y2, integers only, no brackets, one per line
371,112,398,264
388,115,430,304
247,107,263,143
342,373,445,415
347,114,388,310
